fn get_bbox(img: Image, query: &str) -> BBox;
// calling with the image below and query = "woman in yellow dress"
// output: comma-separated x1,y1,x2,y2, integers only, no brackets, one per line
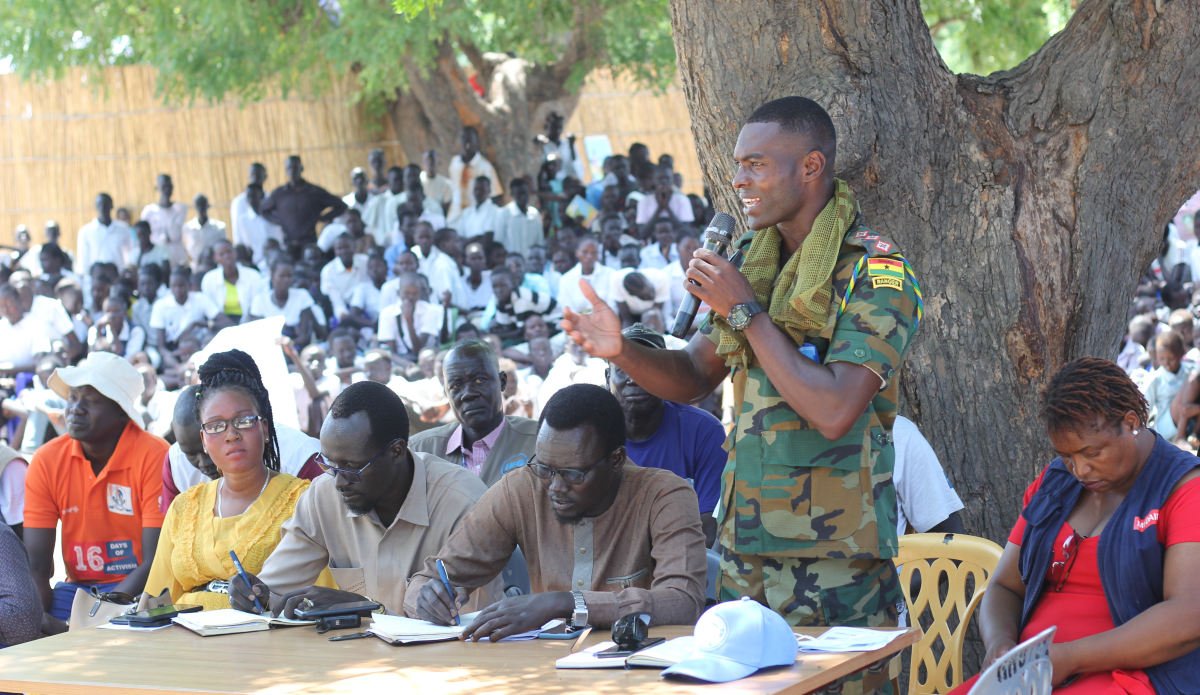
146,348,311,610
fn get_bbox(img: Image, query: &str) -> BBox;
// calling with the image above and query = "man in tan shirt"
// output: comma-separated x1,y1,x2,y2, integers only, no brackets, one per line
408,383,707,640
230,381,489,616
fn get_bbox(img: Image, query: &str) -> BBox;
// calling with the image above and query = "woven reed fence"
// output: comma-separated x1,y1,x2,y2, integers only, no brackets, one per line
0,66,701,252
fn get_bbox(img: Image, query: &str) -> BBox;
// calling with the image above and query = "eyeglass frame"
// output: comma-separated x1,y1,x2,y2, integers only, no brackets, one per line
315,437,404,484
199,414,264,436
1047,527,1085,592
526,451,615,486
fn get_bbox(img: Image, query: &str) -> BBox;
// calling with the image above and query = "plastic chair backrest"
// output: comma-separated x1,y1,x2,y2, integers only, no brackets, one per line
966,627,1055,695
895,533,1004,695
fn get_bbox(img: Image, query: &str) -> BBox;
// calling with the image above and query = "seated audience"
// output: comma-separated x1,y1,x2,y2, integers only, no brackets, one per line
202,240,263,323
152,267,225,370
378,273,445,362
0,441,28,538
607,324,726,547
409,383,706,637
246,258,317,347
36,242,81,294
183,193,227,265
455,176,501,239
410,223,459,304
11,270,80,360
421,150,454,214
23,352,168,624
635,164,694,233
395,181,447,238
133,264,165,367
1169,308,1199,364
280,339,342,438
496,178,543,256
128,220,171,269
1141,330,1190,439
537,338,607,414
1115,316,1150,374
665,232,707,327
342,253,388,333
456,242,493,319
487,268,555,342
892,416,964,535
0,522,42,646
640,219,680,270
145,351,315,610
969,357,1200,693
229,381,490,616
320,234,368,323
609,268,671,329
409,340,538,486
358,349,408,391
88,295,146,359
0,284,54,376
379,250,419,308
556,236,612,315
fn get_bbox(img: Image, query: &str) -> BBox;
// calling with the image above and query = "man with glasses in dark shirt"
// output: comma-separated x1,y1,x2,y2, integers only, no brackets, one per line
407,383,706,640
260,155,348,259
228,381,489,616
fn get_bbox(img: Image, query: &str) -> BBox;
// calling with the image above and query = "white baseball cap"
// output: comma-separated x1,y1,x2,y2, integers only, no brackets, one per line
662,597,799,683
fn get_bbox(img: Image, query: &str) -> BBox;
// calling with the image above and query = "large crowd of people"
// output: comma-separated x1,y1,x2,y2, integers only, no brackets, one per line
2,96,1196,695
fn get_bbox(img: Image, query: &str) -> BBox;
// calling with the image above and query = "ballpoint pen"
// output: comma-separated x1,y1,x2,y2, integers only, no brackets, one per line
229,550,264,614
436,559,461,626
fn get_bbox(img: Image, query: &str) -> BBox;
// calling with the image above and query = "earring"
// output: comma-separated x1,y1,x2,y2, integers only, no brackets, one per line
1132,429,1140,436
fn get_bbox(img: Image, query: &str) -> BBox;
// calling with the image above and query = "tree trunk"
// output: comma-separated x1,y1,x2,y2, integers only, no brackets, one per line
670,0,1200,674
385,35,584,187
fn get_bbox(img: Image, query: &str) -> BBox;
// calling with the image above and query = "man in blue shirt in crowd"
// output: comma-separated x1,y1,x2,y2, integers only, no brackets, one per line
607,323,726,546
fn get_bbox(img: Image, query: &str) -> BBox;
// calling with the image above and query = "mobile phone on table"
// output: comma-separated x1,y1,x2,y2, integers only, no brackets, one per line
293,600,382,619
595,637,665,658
123,603,203,626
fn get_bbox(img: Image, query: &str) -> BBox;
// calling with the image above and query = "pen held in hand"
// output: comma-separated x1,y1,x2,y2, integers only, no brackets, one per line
435,559,460,626
229,550,264,614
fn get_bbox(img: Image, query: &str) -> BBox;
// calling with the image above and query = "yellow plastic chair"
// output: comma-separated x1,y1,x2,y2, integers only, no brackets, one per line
894,533,1004,695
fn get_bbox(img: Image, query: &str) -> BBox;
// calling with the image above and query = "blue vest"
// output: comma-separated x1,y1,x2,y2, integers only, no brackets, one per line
1017,433,1200,695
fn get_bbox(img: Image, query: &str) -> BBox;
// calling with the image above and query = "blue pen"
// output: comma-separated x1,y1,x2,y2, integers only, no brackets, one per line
229,550,264,614
436,559,460,626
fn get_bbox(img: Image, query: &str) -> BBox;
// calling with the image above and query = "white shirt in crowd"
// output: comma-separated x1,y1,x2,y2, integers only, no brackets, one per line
556,263,614,315
412,246,460,305
665,261,709,325
0,314,54,367
150,292,222,343
348,282,383,321
639,243,679,271
536,351,607,417
87,320,146,359
892,416,964,535
456,271,494,313
1116,337,1148,374
316,222,349,253
342,191,370,219
201,266,263,317
140,202,189,266
249,288,317,327
19,244,76,277
454,199,501,239
28,295,73,342
169,423,320,493
233,209,282,264
447,154,503,222
293,371,344,434
495,203,543,257
76,217,134,279
128,244,172,269
420,172,455,211
608,267,672,315
541,138,585,180
0,458,28,526
377,300,445,354
362,191,400,247
183,218,228,264
320,254,369,319
635,192,695,225
229,191,251,252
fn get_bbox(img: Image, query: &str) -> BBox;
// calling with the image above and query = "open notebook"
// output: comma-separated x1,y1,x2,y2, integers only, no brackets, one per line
368,613,563,645
172,609,315,637
556,636,696,669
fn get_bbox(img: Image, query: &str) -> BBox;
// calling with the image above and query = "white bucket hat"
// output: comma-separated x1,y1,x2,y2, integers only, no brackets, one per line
48,352,145,429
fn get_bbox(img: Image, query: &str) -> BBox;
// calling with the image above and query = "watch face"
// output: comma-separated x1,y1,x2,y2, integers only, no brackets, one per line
729,305,749,329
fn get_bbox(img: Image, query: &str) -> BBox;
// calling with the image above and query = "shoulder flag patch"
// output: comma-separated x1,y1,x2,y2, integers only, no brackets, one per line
867,258,904,290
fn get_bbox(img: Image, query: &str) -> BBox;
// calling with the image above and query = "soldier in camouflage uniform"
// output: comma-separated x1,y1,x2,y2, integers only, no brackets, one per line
561,97,921,695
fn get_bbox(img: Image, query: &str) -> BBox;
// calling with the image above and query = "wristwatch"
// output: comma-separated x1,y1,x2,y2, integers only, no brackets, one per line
727,301,766,331
570,590,589,628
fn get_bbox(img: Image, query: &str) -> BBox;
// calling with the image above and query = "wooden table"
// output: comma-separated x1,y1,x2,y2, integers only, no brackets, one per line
0,624,920,695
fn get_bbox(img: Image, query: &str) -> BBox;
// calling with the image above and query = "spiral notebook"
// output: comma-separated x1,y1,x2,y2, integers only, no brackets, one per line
172,609,314,637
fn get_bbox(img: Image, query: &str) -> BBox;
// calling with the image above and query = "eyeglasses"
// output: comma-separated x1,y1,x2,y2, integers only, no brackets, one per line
200,414,263,435
526,452,612,486
315,438,402,484
1047,528,1085,592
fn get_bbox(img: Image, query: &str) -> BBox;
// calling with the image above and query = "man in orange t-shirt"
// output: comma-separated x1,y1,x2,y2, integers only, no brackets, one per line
23,352,169,625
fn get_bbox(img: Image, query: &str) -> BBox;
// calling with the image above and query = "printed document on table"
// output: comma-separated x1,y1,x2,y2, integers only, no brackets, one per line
797,627,907,653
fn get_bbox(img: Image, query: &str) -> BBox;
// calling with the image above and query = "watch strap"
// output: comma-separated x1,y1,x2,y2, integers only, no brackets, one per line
570,590,588,627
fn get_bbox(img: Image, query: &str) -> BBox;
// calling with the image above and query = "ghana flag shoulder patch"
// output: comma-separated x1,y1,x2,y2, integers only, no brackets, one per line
867,257,904,290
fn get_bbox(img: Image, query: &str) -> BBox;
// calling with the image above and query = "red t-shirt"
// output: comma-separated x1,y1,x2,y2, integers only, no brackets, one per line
24,422,168,584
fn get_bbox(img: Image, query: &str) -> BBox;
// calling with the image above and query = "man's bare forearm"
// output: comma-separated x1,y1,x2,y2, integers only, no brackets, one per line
608,334,726,405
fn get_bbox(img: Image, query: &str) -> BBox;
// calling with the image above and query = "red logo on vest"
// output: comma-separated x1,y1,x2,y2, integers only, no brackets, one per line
874,240,892,253
1133,510,1160,532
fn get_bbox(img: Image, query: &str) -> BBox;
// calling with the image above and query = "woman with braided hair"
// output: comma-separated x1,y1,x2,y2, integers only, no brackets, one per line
959,357,1200,695
144,349,315,610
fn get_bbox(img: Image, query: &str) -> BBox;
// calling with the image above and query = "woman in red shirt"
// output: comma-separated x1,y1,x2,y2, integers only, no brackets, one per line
964,358,1200,694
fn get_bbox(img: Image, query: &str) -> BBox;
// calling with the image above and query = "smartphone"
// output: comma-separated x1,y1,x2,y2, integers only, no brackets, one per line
293,600,382,619
596,637,666,658
124,603,203,626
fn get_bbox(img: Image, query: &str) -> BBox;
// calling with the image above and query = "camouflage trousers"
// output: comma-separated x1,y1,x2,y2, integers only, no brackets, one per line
717,545,902,695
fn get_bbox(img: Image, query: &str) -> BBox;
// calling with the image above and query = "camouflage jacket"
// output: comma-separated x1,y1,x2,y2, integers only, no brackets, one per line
704,215,922,559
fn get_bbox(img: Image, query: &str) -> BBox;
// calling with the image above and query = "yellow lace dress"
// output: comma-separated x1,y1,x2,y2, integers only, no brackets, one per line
145,473,311,610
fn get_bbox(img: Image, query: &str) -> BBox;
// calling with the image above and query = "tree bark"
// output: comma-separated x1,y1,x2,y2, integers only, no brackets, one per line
670,0,1200,674
385,23,591,186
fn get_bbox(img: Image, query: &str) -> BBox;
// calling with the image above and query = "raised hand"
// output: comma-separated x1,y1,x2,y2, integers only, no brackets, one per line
560,278,624,359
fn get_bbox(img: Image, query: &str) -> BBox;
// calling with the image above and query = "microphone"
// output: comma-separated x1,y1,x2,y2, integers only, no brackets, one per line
670,212,737,339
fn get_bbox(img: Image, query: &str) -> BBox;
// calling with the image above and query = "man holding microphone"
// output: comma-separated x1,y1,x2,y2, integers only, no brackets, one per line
563,96,922,695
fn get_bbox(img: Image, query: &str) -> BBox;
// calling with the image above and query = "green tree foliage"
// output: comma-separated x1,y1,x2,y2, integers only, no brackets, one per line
923,0,1075,75
0,0,677,105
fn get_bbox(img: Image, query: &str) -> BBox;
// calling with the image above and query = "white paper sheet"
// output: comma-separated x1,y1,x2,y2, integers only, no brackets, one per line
797,627,907,653
191,316,300,430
